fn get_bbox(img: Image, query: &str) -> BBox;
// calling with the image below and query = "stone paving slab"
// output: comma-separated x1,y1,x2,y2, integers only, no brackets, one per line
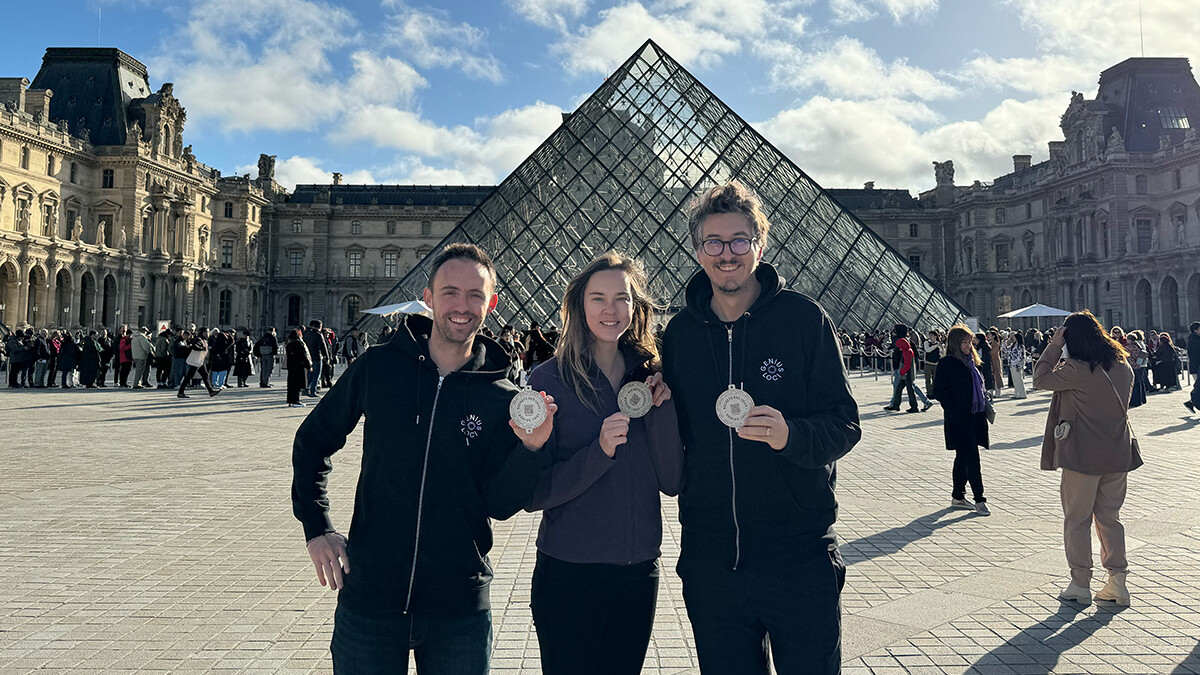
1,371,1198,674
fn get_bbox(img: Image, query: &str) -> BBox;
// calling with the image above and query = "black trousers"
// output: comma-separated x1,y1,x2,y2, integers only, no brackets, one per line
952,445,986,503
679,547,846,675
530,552,659,675
117,361,132,387
287,367,307,404
180,365,215,395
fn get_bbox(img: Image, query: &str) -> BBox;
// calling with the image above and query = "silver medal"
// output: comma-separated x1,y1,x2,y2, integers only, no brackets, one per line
618,381,653,419
509,387,548,433
715,385,754,429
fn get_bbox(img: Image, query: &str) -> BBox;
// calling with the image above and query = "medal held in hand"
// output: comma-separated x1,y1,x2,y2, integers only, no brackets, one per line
618,381,653,419
715,385,754,429
510,387,548,433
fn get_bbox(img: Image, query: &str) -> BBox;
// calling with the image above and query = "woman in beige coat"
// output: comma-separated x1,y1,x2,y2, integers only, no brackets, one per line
1033,310,1141,606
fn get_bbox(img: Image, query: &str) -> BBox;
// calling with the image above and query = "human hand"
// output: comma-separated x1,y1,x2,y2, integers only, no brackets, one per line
1050,328,1065,349
307,532,349,591
646,372,671,407
509,393,558,451
598,412,631,457
737,405,789,451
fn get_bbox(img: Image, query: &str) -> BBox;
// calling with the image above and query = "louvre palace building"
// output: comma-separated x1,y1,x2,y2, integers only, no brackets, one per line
4,47,1198,339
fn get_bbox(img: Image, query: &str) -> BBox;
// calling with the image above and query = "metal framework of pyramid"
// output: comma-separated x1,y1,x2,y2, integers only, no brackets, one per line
357,40,965,336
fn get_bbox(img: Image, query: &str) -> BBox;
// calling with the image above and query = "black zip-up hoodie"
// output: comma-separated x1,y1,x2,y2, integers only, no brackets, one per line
662,263,861,569
292,315,550,618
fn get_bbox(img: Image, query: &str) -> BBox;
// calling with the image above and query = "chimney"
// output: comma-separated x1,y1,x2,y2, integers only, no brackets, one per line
332,172,342,186
863,181,875,190
1013,155,1031,172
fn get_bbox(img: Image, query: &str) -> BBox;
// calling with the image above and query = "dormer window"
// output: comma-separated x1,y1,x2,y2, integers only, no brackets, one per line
1158,107,1190,129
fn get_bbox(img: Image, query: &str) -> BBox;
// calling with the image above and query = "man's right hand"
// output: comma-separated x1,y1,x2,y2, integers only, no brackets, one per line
307,532,349,591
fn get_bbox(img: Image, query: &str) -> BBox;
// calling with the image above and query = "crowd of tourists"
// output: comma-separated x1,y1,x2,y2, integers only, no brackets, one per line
0,322,368,405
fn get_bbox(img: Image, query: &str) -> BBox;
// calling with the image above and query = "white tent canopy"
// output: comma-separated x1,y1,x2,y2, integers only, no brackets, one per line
362,299,429,316
997,303,1072,319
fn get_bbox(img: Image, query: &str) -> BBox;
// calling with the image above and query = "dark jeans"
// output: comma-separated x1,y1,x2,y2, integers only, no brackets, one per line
117,361,132,387
952,445,986,503
889,369,917,409
179,365,215,395
1130,367,1149,407
259,356,274,386
170,357,187,389
530,552,659,675
1191,371,1200,408
307,359,323,396
678,547,846,675
330,603,491,675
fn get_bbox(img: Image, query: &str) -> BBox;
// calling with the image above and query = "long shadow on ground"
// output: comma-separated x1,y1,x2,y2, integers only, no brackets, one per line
841,508,978,566
969,601,1126,674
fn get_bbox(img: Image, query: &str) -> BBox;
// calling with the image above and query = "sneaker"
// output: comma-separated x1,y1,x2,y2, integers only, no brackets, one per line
974,502,991,516
951,498,972,510
1185,401,1196,414
1059,582,1092,604
905,407,919,413
1094,572,1130,606
921,401,933,412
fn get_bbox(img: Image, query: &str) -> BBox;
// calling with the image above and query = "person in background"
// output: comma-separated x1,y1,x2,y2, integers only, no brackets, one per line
1034,310,1138,607
153,328,172,388
1126,330,1149,408
234,329,255,388
256,327,279,388
284,328,311,407
884,323,921,413
302,320,329,397
131,327,154,389
1186,321,1200,415
1003,331,1027,399
96,328,114,388
178,327,219,399
930,324,991,516
924,328,943,393
208,327,233,389
1150,333,1181,392
79,330,102,388
986,330,1004,399
57,332,80,388
115,327,134,388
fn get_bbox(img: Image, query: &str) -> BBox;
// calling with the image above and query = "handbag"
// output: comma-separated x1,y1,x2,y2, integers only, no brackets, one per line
1101,367,1143,469
185,349,207,368
985,401,996,425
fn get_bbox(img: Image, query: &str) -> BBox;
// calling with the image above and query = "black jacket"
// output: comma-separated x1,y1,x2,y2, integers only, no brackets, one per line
303,327,330,361
1189,333,1200,375
255,332,279,356
292,314,550,618
929,356,990,451
662,264,861,566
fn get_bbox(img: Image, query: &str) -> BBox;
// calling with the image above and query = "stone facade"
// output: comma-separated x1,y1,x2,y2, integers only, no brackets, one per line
0,48,267,333
839,58,1200,336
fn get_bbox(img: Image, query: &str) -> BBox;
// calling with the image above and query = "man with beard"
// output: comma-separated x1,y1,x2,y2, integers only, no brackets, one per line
292,243,557,674
661,181,861,675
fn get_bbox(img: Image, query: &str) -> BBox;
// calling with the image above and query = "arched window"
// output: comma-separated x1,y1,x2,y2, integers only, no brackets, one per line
163,124,172,156
146,172,152,190
219,289,233,325
20,146,30,170
47,155,56,177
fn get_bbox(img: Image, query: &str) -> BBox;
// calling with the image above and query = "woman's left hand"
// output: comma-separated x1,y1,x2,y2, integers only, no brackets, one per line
646,372,671,407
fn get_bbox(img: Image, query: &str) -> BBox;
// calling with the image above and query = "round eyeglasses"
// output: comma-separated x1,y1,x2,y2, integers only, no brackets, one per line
701,237,755,257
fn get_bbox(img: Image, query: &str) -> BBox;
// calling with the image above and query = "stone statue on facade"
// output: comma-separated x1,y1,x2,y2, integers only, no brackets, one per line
933,160,954,186
72,216,83,241
116,224,126,251
1177,218,1187,248
258,154,277,181
1107,127,1124,153
17,203,31,233
1150,226,1159,251
1159,135,1172,151
1124,228,1134,256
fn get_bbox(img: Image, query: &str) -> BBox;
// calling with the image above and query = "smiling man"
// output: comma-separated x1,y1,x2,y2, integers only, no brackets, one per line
292,243,556,675
661,181,862,674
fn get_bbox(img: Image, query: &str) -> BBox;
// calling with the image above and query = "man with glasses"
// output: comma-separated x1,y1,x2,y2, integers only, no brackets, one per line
661,181,861,674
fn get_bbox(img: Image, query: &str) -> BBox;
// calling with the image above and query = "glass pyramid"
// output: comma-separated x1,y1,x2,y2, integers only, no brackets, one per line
358,39,965,336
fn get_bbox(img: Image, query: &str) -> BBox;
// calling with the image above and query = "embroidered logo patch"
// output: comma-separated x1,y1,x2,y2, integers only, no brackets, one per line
461,414,483,440
761,358,784,381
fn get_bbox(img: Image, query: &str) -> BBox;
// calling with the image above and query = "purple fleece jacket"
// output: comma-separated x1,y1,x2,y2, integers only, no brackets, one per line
526,351,684,565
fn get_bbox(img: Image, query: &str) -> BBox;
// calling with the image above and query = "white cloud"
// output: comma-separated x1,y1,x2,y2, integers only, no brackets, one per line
829,0,875,23
953,54,1096,97
149,0,357,132
235,156,376,190
877,0,937,22
763,37,957,100
334,102,565,184
757,93,1063,191
553,2,740,77
384,7,503,83
1004,0,1196,62
507,0,588,31
658,0,773,36
829,0,936,23
346,51,427,107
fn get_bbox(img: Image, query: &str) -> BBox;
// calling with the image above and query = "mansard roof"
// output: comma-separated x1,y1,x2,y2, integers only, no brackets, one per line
1095,57,1200,152
30,48,152,146
827,188,922,211
286,185,494,207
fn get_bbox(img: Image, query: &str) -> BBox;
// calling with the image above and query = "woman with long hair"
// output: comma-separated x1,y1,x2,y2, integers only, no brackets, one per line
525,251,683,675
929,324,991,515
178,327,219,398
1034,310,1139,606
1150,333,1181,391
1126,330,1149,407
284,328,312,407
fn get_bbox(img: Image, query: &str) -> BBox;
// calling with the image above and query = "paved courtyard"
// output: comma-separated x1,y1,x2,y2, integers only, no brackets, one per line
2,369,1199,674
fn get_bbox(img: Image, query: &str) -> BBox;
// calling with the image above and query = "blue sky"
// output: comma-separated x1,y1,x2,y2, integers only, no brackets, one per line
3,0,1196,192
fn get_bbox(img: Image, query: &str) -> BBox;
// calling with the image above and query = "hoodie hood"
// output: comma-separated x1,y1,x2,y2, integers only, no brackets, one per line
393,313,517,381
684,262,784,324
